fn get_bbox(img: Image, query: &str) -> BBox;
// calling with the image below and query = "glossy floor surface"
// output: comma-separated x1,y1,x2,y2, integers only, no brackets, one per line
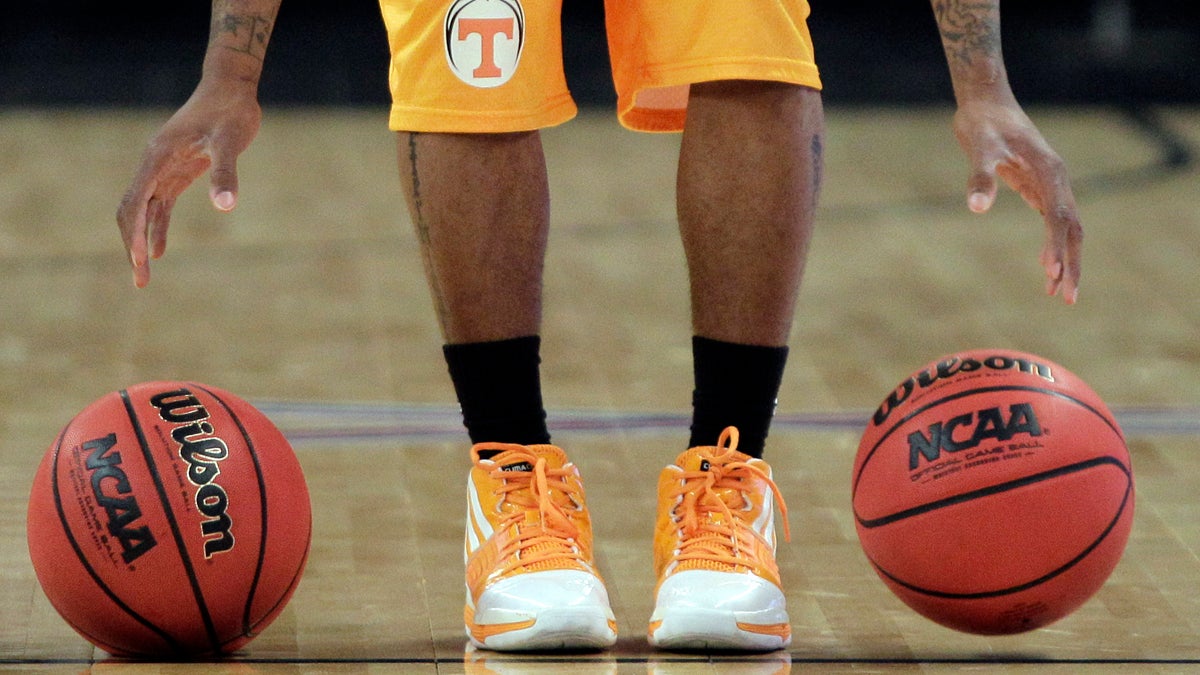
2,106,1198,673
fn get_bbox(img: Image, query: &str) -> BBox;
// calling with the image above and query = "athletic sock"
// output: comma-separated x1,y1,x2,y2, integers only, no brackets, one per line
688,336,789,458
443,335,551,449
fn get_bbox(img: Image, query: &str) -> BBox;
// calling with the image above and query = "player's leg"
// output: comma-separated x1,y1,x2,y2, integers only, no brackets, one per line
647,80,823,652
606,0,824,651
381,0,615,652
679,80,824,456
397,130,548,346
395,130,616,658
397,130,553,447
607,2,824,456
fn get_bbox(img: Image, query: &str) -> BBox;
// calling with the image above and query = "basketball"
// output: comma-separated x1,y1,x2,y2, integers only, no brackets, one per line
26,382,312,657
851,349,1134,635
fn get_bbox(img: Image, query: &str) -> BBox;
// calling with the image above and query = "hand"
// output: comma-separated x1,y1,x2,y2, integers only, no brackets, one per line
953,99,1082,304
116,81,262,287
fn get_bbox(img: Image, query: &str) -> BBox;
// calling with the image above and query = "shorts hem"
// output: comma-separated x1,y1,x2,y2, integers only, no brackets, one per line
387,93,578,133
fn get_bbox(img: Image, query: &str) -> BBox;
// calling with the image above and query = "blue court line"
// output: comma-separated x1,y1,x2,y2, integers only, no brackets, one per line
251,401,1200,447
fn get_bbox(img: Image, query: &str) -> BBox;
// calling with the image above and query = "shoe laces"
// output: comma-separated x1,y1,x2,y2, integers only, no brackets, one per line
667,428,790,572
477,446,589,575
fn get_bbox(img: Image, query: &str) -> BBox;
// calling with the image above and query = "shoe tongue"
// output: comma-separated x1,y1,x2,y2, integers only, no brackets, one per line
500,459,535,473
497,444,568,473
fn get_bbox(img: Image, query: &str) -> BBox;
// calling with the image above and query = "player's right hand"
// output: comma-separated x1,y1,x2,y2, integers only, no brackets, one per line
116,81,262,288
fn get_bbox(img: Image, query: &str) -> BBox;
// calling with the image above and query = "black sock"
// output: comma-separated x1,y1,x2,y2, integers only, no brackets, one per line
688,336,788,458
443,336,551,447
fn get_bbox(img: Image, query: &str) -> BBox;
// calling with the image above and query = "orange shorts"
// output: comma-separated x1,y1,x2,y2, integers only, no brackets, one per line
379,0,822,133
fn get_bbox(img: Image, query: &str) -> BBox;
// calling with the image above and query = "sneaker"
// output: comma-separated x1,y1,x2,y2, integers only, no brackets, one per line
464,442,618,651
649,427,791,651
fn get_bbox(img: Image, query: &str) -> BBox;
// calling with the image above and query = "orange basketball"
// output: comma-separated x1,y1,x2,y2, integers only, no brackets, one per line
852,349,1134,635
26,382,312,657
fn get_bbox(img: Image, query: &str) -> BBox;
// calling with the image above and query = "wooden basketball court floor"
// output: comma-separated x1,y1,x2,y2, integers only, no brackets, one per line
1,105,1198,673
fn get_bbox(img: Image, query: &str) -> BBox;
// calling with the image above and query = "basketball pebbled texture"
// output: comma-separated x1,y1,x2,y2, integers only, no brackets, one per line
852,350,1134,634
27,381,311,657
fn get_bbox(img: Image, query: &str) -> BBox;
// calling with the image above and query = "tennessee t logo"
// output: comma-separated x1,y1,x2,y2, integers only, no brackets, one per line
444,0,525,88
458,18,514,79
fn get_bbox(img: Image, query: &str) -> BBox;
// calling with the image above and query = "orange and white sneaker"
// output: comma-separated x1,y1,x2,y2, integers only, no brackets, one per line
464,442,618,651
649,427,792,651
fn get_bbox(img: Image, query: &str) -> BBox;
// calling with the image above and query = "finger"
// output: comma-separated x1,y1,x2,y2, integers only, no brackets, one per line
116,187,152,286
208,144,240,212
132,258,151,288
148,196,174,260
1038,196,1083,304
117,140,184,284
1018,148,1080,303
128,221,151,288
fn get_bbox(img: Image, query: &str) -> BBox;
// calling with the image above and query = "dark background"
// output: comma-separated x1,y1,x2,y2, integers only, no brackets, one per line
1,0,1198,107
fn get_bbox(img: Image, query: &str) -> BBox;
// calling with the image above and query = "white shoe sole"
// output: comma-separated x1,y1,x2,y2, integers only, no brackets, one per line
649,607,791,651
468,606,618,651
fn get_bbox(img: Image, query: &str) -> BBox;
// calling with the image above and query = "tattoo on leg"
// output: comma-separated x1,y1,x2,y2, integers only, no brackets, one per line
811,133,824,196
405,133,451,331
407,133,427,244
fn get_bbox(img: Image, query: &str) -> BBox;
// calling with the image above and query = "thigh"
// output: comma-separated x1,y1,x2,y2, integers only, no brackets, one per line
379,0,576,132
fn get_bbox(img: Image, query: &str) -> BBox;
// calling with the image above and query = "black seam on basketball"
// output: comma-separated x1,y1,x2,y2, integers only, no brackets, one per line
853,384,1126,497
192,382,271,640
47,404,182,652
230,537,311,645
866,466,1134,600
857,456,1131,528
121,389,222,654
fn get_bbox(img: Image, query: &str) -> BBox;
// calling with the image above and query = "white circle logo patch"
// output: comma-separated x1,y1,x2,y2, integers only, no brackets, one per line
444,0,525,88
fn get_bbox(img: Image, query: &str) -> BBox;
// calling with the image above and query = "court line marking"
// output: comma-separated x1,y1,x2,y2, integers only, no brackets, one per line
247,401,1200,447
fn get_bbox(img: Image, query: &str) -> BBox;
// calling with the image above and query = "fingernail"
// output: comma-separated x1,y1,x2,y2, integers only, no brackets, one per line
968,192,989,213
214,191,235,211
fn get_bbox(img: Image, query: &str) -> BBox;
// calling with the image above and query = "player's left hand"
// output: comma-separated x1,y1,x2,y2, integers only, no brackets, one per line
952,98,1082,305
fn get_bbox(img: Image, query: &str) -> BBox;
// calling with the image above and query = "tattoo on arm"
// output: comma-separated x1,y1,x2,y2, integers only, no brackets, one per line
211,2,276,61
930,0,1002,69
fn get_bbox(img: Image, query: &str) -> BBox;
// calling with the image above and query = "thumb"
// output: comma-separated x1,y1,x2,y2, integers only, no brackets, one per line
966,167,998,214
208,147,240,212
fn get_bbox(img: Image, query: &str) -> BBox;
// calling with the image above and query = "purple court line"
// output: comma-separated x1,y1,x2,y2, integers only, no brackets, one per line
251,401,1200,447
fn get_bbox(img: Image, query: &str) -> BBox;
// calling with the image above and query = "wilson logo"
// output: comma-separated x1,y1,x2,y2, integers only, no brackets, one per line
84,433,158,564
908,403,1043,470
444,0,524,88
874,354,1055,427
151,389,236,558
